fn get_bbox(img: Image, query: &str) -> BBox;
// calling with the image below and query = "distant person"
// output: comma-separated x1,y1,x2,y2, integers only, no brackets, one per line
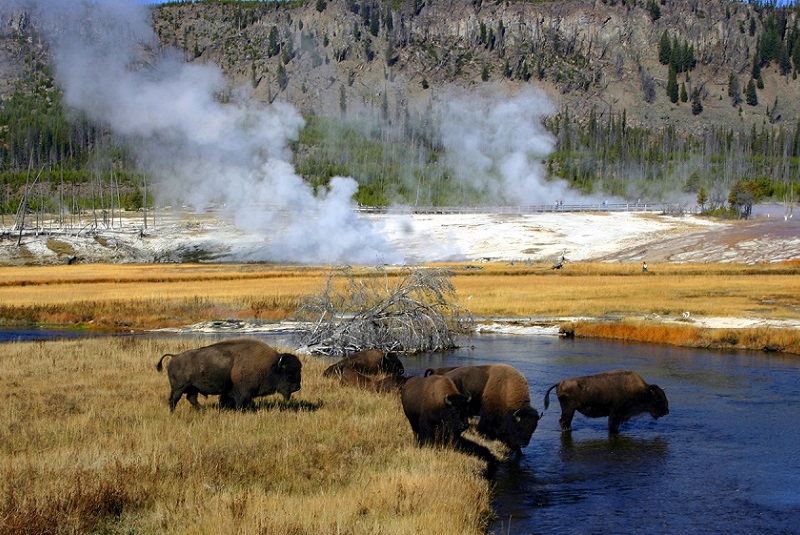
642,261,648,273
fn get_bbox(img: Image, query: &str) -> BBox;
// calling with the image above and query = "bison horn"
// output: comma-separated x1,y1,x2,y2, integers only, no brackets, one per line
277,354,285,369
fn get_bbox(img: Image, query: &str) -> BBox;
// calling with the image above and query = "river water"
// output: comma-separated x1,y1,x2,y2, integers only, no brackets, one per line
400,333,800,535
2,330,798,532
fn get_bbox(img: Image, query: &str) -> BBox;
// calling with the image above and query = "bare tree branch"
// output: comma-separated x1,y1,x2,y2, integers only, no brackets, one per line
295,266,474,356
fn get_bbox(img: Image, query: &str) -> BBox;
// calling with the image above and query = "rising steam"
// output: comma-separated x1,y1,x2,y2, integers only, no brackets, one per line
4,0,400,264
1,1,592,264
435,85,582,206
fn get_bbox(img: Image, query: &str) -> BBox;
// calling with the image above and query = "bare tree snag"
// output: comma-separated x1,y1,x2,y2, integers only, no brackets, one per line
295,266,474,356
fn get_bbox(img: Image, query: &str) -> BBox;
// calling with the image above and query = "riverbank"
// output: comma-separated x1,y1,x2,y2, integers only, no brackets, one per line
2,208,799,355
0,336,493,535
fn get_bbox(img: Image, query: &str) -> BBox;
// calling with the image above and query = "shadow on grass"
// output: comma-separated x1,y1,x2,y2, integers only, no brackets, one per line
215,397,323,413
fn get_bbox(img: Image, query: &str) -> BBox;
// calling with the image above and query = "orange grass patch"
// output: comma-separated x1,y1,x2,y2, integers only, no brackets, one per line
562,320,800,355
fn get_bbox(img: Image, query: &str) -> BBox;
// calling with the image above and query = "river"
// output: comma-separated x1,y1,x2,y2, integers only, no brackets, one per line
399,333,800,535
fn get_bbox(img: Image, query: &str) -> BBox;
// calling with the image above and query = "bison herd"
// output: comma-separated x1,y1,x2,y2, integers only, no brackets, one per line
157,338,670,465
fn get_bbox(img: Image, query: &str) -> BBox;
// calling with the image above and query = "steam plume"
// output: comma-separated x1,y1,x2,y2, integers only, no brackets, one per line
4,0,400,264
435,86,583,205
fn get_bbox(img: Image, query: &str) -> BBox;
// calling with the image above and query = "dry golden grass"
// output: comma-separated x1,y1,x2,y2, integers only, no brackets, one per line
1,260,799,352
0,337,493,535
562,319,800,354
446,261,800,319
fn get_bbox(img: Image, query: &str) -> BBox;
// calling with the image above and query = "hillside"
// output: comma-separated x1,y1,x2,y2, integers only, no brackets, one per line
0,0,799,216
150,0,800,132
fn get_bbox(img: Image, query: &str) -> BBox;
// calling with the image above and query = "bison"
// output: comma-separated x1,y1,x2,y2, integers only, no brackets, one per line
322,349,404,378
156,338,302,411
400,374,472,446
426,364,541,456
324,364,407,393
543,369,669,433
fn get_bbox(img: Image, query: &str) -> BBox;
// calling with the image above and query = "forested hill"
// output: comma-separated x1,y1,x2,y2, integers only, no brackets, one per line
1,0,799,211
150,0,800,133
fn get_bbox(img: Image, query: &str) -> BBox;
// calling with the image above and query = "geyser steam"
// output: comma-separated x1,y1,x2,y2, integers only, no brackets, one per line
4,0,399,264
436,86,581,206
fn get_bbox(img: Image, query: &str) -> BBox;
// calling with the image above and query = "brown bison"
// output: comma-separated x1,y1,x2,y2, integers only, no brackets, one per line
156,338,302,411
543,369,669,433
400,375,472,446
331,366,377,389
323,364,408,393
426,364,540,456
373,374,408,393
322,349,404,378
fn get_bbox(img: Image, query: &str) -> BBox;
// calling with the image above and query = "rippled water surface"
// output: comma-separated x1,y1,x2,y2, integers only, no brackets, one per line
402,334,800,535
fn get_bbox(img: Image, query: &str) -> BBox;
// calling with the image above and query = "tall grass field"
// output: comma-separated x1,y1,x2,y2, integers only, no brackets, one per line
0,337,492,534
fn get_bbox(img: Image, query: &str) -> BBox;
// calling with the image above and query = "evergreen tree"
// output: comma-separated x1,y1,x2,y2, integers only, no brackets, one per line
746,78,759,106
691,93,704,115
658,31,671,65
728,72,742,106
647,0,661,21
697,186,708,210
752,55,762,80
680,82,688,103
667,66,679,103
778,44,792,75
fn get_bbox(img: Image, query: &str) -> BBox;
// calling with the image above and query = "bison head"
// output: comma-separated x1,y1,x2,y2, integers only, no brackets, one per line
381,352,405,377
273,353,303,400
496,405,540,454
438,392,472,441
647,384,669,419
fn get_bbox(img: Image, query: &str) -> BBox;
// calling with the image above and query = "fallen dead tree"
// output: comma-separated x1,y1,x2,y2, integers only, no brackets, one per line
295,266,474,356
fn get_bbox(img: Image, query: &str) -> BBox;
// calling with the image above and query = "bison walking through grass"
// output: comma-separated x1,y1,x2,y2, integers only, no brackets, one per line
156,338,302,411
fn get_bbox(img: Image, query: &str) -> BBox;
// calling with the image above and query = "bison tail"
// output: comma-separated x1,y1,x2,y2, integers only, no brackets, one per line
543,383,558,411
156,353,174,373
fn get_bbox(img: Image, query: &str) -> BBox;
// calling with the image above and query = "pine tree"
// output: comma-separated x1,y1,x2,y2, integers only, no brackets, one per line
697,186,708,211
728,72,741,106
746,78,758,106
658,31,671,65
680,82,688,103
692,93,704,115
667,66,679,103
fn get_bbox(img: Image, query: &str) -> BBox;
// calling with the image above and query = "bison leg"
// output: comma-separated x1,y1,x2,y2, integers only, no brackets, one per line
557,396,575,432
185,388,203,410
607,414,622,434
229,390,254,411
218,393,236,410
168,386,189,412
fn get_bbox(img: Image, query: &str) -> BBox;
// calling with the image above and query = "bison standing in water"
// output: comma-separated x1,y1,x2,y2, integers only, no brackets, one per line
543,369,669,433
426,364,541,456
156,338,302,411
400,375,472,446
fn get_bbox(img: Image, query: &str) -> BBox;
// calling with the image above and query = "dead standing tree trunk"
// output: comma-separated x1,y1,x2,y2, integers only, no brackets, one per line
295,266,475,357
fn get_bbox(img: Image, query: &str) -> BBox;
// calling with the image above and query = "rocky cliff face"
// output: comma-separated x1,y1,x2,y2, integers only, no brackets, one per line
150,0,799,133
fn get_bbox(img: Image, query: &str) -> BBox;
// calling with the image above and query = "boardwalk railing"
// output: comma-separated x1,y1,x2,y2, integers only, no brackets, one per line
356,202,691,215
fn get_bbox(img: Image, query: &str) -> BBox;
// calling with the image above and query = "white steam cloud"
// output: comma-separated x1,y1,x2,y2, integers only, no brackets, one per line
2,1,596,264
6,0,400,264
436,86,584,205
